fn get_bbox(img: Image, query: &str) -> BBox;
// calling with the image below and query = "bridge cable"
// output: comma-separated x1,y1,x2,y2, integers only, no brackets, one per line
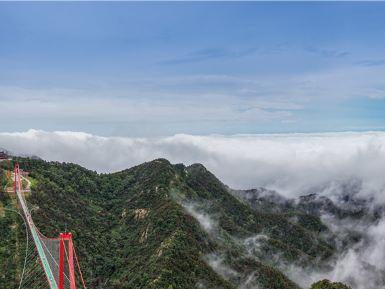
4,207,29,289
73,245,87,289
38,231,71,284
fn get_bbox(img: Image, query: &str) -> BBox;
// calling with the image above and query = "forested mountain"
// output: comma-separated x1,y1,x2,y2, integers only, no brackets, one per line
0,158,355,289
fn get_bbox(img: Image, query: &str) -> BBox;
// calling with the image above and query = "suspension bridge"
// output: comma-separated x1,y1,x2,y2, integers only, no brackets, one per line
12,162,87,289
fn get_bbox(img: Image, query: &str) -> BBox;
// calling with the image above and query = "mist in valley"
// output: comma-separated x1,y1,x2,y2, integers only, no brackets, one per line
3,130,385,288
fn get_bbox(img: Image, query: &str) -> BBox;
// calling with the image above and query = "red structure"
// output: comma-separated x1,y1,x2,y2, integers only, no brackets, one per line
13,162,87,289
59,233,76,289
14,162,22,192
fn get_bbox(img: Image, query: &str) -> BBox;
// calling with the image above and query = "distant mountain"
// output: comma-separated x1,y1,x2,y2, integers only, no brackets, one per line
232,182,385,289
0,147,42,160
0,147,11,156
0,158,361,289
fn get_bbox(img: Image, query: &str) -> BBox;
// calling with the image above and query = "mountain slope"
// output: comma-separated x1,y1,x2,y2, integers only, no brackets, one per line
0,158,352,289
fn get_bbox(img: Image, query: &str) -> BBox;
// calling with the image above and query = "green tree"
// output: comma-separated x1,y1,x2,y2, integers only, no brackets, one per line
310,279,353,289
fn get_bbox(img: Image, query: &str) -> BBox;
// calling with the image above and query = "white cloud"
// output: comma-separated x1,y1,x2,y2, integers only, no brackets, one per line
2,130,385,201
3,129,385,288
0,82,299,127
283,214,385,289
2,64,385,136
182,203,218,233
205,253,239,281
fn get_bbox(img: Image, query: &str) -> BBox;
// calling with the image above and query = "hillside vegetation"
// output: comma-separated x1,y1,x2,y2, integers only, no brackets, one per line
0,158,353,289
310,280,352,289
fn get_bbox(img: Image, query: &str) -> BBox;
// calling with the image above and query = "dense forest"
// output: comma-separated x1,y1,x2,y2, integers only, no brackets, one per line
0,158,353,289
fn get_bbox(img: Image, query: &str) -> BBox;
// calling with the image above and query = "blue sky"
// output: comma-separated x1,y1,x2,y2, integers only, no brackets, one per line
1,2,385,136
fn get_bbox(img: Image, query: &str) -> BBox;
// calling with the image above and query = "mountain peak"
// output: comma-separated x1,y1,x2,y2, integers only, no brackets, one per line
0,158,355,289
187,163,208,171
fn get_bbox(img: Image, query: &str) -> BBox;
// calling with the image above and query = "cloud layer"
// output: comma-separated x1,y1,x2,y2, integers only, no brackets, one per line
2,63,385,135
2,129,385,200
3,129,385,288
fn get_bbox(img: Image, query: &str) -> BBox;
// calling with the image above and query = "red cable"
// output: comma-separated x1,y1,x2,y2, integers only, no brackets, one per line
73,245,87,289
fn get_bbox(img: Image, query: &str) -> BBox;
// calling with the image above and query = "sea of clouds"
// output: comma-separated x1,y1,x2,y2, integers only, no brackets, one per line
2,129,385,199
2,129,385,289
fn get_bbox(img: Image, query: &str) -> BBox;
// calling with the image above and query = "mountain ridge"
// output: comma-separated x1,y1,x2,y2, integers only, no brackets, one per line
0,157,356,289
